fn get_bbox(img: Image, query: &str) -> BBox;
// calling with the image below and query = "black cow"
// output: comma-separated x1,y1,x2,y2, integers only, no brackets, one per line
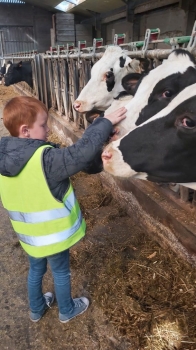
4,61,33,88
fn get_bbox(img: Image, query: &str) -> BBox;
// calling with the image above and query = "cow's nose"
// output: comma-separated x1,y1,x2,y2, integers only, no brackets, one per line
102,150,112,160
73,100,82,111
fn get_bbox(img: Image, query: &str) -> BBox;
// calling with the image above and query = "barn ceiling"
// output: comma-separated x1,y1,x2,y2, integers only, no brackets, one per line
23,0,127,15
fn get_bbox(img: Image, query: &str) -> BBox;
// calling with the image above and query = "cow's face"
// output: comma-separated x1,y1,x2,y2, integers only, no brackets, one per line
4,61,22,86
73,46,142,113
102,84,196,188
108,49,196,140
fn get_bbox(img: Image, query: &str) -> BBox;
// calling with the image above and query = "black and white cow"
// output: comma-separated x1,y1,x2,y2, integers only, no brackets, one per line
4,61,33,88
0,63,6,85
0,61,13,85
85,72,144,124
104,49,196,141
102,83,196,189
73,46,146,113
0,63,6,75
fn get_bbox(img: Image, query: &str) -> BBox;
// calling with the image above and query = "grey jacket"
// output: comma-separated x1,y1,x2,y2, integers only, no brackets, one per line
0,117,113,201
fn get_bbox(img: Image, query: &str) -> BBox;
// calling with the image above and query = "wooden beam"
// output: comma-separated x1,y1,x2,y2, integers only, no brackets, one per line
134,0,179,14
101,11,126,24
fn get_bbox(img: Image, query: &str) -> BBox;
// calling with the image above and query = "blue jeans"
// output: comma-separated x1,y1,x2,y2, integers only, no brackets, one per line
28,249,74,315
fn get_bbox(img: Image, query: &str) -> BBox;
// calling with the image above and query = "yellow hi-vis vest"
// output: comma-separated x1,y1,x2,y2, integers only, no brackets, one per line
0,145,86,258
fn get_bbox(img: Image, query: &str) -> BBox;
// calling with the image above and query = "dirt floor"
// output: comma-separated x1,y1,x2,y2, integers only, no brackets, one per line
1,85,196,350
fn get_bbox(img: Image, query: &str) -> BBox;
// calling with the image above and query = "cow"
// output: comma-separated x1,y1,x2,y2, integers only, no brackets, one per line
4,61,33,88
0,63,6,75
0,61,13,85
73,46,147,114
0,63,6,85
85,72,143,124
101,83,196,191
103,49,196,141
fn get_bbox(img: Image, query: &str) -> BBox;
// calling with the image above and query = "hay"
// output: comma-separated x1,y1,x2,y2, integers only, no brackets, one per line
146,321,182,350
0,84,20,106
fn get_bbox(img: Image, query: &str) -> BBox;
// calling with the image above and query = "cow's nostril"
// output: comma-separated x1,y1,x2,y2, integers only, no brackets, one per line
102,150,112,160
73,101,81,110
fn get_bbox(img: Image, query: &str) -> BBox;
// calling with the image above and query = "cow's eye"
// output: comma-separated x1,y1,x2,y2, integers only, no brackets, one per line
105,71,114,79
181,117,196,128
162,90,172,98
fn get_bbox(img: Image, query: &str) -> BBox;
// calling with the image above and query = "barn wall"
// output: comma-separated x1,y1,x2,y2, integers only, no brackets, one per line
55,13,75,46
137,5,187,41
101,2,196,46
0,3,52,53
55,13,92,47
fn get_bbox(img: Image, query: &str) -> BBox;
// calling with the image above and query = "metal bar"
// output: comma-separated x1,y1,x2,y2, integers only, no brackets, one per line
36,54,43,102
40,55,48,109
60,59,70,120
52,59,61,114
0,31,5,58
32,58,39,99
47,59,56,109
41,49,176,61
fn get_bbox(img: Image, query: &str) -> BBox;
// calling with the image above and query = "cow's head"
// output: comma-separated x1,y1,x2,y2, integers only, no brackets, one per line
4,61,23,86
102,83,196,189
73,46,142,113
105,49,196,141
0,63,6,75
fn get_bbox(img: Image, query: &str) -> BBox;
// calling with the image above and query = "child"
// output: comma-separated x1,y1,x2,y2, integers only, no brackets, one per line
0,96,126,323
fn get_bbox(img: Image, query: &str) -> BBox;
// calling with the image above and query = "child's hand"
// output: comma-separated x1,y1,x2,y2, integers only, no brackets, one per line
104,107,127,125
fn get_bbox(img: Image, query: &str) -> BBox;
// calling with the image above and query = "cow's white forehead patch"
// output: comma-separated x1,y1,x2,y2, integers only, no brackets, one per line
91,46,129,75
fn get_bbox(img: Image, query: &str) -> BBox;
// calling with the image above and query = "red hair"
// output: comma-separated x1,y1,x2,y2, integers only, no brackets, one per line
3,96,48,137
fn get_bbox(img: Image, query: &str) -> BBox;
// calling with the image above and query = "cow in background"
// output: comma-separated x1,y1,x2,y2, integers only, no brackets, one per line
0,63,6,85
102,83,196,190
73,46,148,114
4,61,33,88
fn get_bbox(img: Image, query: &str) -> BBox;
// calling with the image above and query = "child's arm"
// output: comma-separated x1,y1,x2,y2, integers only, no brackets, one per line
43,107,126,181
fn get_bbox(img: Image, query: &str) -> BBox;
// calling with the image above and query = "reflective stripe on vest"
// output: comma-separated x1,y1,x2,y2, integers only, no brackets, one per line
8,190,76,223
16,211,83,246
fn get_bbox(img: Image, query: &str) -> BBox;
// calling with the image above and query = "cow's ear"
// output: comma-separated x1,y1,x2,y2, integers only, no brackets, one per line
138,58,150,73
119,56,126,68
128,59,142,73
18,61,22,67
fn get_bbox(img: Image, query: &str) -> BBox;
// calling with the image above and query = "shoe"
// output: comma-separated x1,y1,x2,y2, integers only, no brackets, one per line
59,297,89,323
30,292,54,322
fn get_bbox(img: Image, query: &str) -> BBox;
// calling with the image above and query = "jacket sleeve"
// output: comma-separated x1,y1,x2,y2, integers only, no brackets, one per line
43,117,113,182
82,149,103,174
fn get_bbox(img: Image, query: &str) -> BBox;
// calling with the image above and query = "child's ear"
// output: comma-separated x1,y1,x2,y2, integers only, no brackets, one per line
19,124,30,138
